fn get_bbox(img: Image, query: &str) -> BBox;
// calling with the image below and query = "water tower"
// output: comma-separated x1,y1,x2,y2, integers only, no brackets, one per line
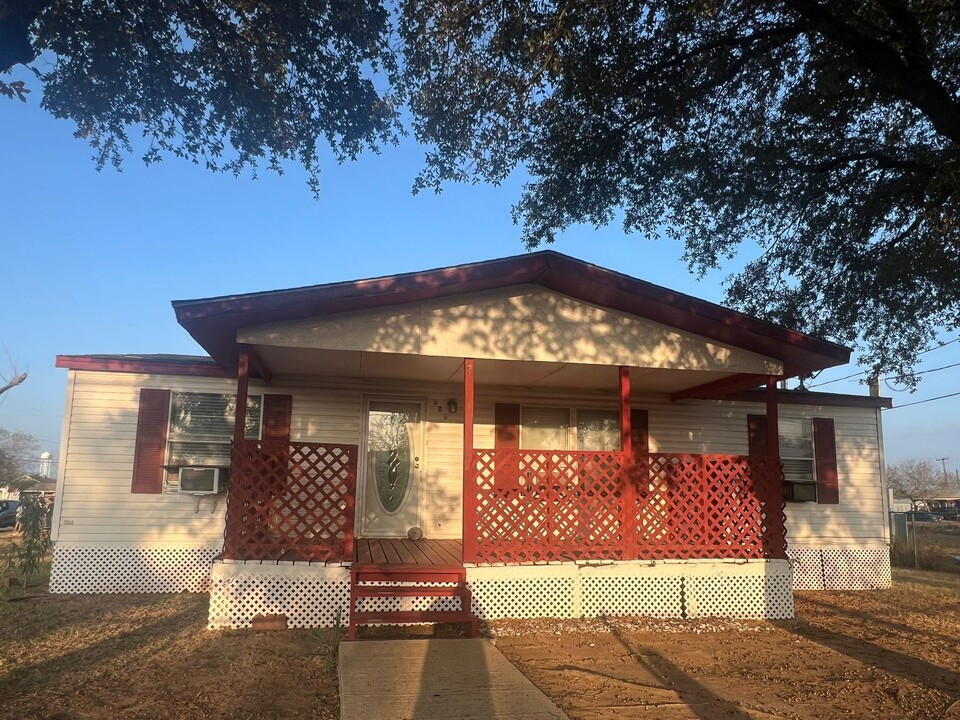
39,451,53,478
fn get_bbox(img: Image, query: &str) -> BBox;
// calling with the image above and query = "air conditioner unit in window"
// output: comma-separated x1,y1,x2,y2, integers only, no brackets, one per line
178,467,221,495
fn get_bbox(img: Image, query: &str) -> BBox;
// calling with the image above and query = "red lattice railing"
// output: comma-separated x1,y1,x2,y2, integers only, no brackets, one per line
222,440,357,563
467,450,785,564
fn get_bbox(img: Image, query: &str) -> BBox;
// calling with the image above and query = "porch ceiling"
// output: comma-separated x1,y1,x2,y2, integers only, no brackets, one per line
253,345,745,393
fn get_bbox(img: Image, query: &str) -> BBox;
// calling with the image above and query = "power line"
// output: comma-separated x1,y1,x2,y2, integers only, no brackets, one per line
887,390,960,410
810,339,960,388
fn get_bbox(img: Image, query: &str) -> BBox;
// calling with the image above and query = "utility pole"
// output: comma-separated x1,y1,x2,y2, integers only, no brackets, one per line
936,457,950,485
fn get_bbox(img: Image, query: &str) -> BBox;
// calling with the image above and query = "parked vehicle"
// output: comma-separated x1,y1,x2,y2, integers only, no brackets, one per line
0,500,20,528
907,511,944,522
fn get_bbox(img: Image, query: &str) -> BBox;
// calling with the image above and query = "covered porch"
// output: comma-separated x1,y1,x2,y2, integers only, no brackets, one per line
218,347,789,567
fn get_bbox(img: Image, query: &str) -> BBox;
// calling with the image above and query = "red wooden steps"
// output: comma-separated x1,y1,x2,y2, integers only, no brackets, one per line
347,564,478,640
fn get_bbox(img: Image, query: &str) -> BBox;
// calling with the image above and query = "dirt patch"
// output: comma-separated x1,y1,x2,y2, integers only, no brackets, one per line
2,558,959,719
0,592,340,720
492,569,960,719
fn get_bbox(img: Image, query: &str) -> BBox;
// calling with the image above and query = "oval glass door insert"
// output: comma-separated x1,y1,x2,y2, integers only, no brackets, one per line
370,408,413,514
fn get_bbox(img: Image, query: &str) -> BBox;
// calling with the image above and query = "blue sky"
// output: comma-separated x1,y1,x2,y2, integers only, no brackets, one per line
2,84,959,478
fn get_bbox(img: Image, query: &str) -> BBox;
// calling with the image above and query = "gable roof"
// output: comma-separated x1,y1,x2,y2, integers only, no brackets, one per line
172,251,849,376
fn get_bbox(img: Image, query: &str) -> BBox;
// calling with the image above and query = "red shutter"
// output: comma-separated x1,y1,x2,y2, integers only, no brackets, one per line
630,408,649,462
261,394,293,442
131,388,171,494
747,414,768,456
495,403,521,450
495,403,520,489
813,417,839,504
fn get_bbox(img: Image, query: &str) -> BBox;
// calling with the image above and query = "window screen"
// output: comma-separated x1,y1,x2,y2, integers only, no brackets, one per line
780,418,817,501
167,392,261,467
520,406,570,450
576,409,620,450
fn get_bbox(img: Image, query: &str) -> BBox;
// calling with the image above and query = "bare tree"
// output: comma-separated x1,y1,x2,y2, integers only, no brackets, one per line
0,428,41,484
0,346,27,398
886,459,954,502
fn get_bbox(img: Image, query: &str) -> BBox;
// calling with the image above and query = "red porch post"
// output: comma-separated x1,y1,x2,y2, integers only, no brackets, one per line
765,377,780,459
233,346,251,445
619,366,637,558
763,374,787,557
462,359,476,563
619,367,632,456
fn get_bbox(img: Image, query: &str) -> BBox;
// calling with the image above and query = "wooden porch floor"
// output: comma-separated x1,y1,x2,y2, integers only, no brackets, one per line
354,538,463,567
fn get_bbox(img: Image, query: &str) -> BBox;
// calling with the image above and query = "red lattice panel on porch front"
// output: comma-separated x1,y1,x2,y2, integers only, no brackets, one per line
470,450,625,563
223,440,357,562
467,451,785,563
634,454,786,560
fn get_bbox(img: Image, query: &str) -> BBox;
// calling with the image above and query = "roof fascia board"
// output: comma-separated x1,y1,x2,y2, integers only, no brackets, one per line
55,355,232,378
173,251,850,374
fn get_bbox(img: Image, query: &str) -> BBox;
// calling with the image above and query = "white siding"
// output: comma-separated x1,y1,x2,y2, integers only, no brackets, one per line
651,398,885,546
470,392,886,547
57,371,245,545
57,373,364,546
58,370,885,549
422,396,464,537
288,386,363,445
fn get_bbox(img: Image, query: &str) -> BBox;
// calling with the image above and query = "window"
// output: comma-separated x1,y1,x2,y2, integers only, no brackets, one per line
164,392,262,491
519,407,620,451
520,406,569,449
780,418,817,502
576,409,621,451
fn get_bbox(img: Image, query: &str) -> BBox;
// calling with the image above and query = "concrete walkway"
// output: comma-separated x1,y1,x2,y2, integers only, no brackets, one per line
339,639,570,720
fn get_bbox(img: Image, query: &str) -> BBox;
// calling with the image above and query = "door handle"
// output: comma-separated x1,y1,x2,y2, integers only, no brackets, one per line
414,456,421,470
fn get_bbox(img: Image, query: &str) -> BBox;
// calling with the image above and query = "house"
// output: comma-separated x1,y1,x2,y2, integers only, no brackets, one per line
1,474,57,501
49,252,893,633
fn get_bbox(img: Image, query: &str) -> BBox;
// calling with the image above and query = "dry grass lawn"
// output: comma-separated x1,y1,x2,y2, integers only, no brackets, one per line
0,533,339,720
1,532,959,720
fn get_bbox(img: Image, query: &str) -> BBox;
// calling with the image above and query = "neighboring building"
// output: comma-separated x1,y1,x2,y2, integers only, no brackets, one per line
1,474,57,501
925,495,960,516
888,490,913,513
50,252,892,633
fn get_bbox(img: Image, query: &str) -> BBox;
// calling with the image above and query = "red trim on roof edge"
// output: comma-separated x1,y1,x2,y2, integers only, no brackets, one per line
56,355,231,378
172,251,851,375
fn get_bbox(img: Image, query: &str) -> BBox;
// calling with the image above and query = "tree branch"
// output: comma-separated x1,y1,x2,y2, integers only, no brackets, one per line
785,0,960,144
781,150,933,174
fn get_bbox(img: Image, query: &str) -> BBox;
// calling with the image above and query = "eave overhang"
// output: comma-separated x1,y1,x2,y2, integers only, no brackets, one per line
172,251,851,378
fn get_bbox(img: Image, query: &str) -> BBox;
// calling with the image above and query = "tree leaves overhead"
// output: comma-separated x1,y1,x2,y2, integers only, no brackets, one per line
4,1,960,383
3,0,400,191
400,0,960,386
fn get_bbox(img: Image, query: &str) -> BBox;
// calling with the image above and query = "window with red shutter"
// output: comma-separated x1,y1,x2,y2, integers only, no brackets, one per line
162,391,264,492
747,414,839,504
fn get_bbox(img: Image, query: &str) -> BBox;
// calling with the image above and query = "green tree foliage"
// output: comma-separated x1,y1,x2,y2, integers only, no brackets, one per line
399,0,960,385
0,0,399,192
0,428,40,484
1,493,51,590
4,2,960,381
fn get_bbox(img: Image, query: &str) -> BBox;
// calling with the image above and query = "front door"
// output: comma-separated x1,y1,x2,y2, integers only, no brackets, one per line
361,399,423,537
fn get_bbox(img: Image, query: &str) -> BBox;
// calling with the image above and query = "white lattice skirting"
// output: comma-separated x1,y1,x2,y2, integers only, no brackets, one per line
49,543,221,594
467,560,795,620
208,561,351,629
787,545,892,590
